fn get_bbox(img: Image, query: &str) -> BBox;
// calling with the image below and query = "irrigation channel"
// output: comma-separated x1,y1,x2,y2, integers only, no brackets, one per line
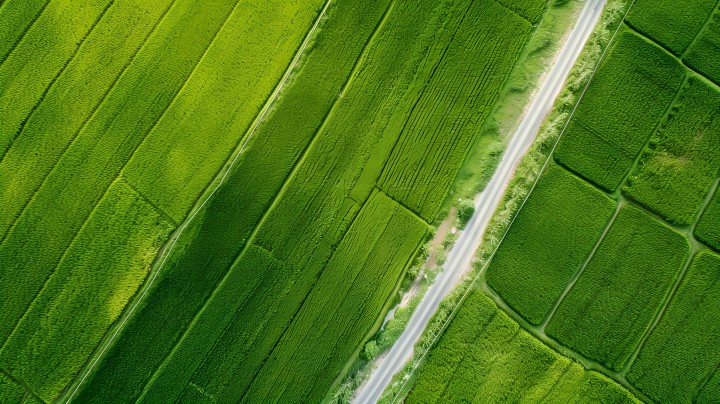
353,0,606,401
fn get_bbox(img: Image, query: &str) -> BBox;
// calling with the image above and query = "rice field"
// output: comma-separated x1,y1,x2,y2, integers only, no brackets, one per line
0,0,552,401
401,0,720,401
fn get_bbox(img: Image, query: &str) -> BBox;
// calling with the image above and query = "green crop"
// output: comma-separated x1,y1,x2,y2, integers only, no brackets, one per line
546,206,690,371
684,7,720,87
627,251,720,403
696,188,720,251
626,0,717,55
487,164,616,325
407,290,638,403
624,75,720,225
0,181,173,402
554,30,685,192
379,0,532,222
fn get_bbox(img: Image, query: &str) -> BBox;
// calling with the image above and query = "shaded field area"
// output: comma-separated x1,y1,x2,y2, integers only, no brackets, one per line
0,0,553,402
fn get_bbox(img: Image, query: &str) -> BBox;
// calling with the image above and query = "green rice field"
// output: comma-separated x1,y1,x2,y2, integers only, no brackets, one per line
404,0,720,402
0,0,562,402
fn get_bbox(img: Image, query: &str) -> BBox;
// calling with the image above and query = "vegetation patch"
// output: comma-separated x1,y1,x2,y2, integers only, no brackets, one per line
627,251,720,403
625,0,717,55
406,290,638,403
553,30,685,192
696,188,720,251
684,6,720,86
486,164,616,325
0,180,173,402
624,75,720,225
546,206,690,371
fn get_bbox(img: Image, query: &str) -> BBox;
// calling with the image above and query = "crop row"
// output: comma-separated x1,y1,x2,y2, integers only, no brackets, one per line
546,206,690,371
0,0,48,64
627,250,720,403
378,0,532,222
487,164,617,325
72,0,394,400
0,180,173,402
407,290,638,403
494,0,548,24
624,75,720,225
0,372,26,404
554,29,685,192
0,0,112,162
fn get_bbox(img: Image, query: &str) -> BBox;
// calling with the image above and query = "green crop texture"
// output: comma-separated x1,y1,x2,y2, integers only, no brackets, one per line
624,75,720,225
378,0,532,222
546,206,690,371
0,180,173,402
697,368,720,403
696,188,720,251
487,164,616,325
0,0,48,63
684,7,720,87
554,30,685,192
625,0,717,55
627,251,720,403
407,290,638,403
0,373,26,403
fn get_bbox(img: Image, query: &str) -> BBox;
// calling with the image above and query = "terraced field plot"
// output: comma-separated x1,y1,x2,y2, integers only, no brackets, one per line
405,0,720,402
0,0,555,402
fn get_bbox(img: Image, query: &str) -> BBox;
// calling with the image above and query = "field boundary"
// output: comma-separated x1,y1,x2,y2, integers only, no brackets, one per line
389,1,638,401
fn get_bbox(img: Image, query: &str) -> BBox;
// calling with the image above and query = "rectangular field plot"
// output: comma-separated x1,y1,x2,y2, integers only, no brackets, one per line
379,0,532,222
624,75,720,225
406,291,638,403
486,164,616,325
696,188,720,251
684,8,720,86
625,0,717,55
0,372,26,403
627,251,720,403
545,206,689,371
553,30,685,192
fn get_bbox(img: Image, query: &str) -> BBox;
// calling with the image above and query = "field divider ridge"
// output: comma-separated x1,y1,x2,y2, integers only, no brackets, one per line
0,0,115,164
0,0,50,68
538,201,622,331
0,0,178,246
680,0,720,58
387,1,639,401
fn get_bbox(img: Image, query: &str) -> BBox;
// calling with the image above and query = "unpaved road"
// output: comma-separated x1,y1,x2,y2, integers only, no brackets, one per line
353,0,606,401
